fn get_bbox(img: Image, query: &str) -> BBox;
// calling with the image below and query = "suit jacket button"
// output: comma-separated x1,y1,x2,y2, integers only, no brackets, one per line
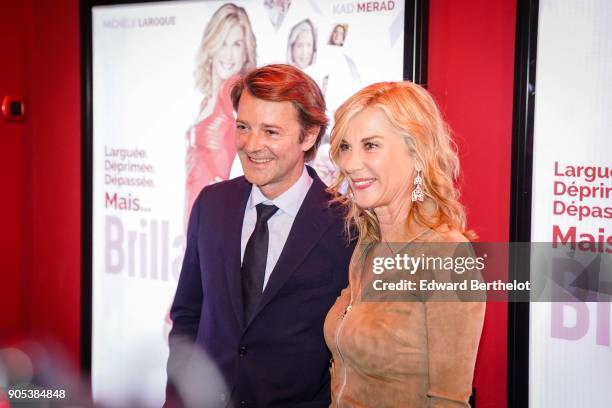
239,346,247,356
240,400,248,406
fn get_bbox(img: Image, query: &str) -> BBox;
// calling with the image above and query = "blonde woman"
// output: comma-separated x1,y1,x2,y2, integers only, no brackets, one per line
287,19,317,69
323,81,485,407
186,3,257,221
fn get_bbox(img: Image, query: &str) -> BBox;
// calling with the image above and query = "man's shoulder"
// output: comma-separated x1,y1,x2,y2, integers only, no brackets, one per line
299,178,351,238
310,179,348,217
191,176,250,217
199,176,249,200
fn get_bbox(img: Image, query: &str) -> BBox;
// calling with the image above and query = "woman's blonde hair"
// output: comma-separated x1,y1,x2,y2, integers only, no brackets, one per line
328,81,474,245
194,3,257,98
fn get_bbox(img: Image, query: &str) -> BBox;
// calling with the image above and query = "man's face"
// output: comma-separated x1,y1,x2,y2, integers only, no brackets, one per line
235,91,317,199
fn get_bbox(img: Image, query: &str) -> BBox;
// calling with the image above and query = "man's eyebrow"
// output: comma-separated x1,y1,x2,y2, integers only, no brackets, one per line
261,123,284,130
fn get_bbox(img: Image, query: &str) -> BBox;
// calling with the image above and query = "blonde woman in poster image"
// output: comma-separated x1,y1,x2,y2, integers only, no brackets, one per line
185,3,256,223
285,18,340,186
287,18,317,70
324,82,485,407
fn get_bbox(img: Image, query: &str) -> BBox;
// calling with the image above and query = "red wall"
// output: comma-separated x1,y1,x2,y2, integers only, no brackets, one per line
1,0,515,405
0,0,81,370
29,0,82,368
428,0,517,406
0,0,31,338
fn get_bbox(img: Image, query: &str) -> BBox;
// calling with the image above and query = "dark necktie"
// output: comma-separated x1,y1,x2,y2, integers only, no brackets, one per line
241,203,279,323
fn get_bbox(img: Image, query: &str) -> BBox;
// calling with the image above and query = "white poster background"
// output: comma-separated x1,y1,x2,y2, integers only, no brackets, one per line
530,1,612,407
92,1,405,406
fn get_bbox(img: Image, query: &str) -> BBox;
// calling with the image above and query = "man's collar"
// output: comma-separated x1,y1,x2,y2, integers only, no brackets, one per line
248,166,313,217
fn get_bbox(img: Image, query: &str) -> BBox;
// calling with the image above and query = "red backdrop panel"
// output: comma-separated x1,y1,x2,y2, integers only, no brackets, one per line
0,0,31,338
0,0,81,370
428,0,516,406
28,0,81,370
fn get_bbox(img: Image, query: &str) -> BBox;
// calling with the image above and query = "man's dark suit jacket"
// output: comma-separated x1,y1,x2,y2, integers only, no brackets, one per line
166,167,354,408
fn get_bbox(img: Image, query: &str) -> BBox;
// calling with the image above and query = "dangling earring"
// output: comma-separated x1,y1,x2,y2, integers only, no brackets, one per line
411,166,425,202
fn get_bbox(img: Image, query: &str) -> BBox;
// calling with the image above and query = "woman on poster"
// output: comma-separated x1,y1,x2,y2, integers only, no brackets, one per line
287,19,317,70
185,3,257,222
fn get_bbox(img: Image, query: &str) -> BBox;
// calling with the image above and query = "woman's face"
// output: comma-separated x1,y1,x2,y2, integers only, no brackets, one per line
292,29,314,69
332,26,345,44
337,107,415,210
212,24,247,81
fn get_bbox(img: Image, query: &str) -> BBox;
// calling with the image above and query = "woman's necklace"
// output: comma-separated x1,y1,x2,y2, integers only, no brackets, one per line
342,227,430,319
383,227,430,257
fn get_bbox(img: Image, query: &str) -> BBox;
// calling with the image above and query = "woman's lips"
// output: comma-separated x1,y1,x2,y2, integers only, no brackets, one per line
351,178,376,190
220,61,236,71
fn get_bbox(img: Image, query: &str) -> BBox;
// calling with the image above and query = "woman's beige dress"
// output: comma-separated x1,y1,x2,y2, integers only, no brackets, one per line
323,228,485,407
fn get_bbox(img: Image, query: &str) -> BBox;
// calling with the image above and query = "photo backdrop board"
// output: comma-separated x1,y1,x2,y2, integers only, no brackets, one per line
511,0,612,406
84,0,419,406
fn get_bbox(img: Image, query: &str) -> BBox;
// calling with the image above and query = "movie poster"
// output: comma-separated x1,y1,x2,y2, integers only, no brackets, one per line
91,0,405,405
529,0,612,406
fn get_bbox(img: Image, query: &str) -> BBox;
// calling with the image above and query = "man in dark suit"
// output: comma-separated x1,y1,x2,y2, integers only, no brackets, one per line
166,64,354,408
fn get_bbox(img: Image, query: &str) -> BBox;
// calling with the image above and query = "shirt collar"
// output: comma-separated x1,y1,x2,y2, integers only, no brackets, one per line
248,166,313,218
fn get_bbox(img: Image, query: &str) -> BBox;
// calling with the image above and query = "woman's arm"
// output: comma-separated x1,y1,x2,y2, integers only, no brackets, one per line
424,240,486,407
424,300,485,407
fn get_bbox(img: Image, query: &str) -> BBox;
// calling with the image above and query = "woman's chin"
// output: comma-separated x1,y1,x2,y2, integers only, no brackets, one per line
215,67,241,82
352,198,376,211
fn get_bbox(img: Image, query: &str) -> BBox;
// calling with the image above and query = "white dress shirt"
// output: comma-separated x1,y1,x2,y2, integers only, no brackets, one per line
240,166,313,290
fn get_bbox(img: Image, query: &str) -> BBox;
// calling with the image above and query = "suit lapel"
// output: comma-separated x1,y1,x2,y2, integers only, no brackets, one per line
246,172,334,327
222,177,251,329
